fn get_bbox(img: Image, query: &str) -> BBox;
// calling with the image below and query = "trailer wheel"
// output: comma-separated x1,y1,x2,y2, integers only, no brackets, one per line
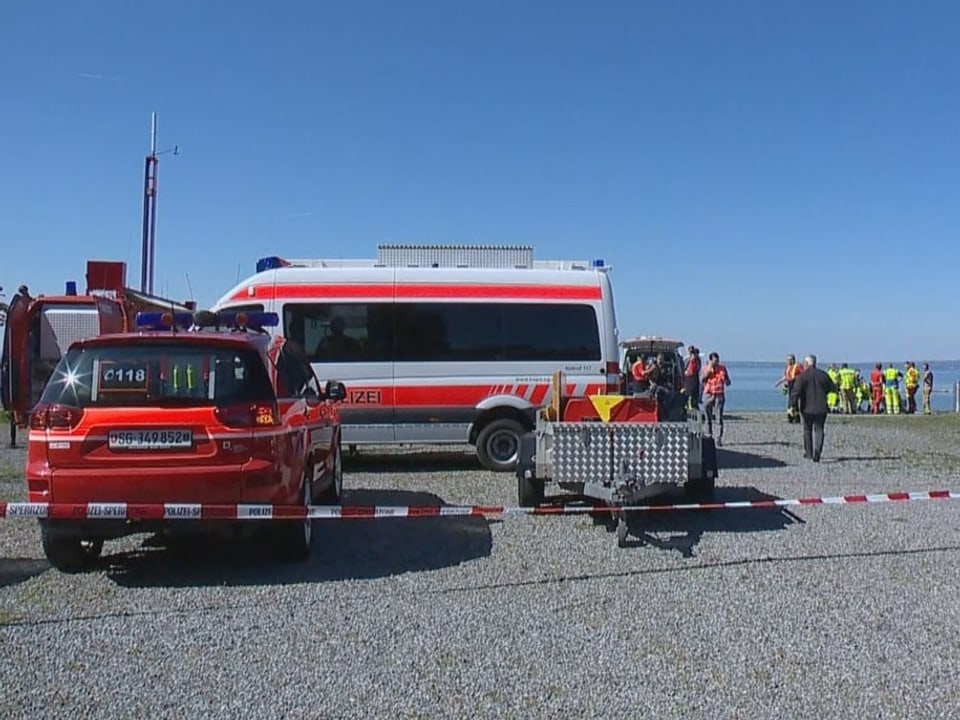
476,418,526,472
517,474,544,507
687,437,718,501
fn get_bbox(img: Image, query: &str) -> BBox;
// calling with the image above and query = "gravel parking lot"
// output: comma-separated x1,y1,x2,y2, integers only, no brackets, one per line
2,412,959,719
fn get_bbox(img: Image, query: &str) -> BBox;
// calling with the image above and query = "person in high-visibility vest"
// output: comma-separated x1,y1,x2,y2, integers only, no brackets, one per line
838,363,857,414
701,352,731,445
869,362,884,414
883,363,902,414
904,361,920,414
774,354,804,423
826,364,840,413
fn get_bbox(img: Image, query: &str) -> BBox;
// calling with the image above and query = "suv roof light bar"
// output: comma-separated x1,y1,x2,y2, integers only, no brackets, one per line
135,311,280,332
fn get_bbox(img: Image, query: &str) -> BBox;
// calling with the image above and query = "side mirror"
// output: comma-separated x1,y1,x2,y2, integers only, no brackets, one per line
325,380,346,402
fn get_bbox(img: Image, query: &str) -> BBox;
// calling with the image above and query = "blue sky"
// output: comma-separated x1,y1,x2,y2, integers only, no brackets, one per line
2,1,958,361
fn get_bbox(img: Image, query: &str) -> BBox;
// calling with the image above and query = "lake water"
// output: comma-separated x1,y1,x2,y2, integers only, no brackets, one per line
721,361,960,413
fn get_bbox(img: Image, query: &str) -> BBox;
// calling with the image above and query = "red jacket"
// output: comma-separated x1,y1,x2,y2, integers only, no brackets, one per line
870,369,883,389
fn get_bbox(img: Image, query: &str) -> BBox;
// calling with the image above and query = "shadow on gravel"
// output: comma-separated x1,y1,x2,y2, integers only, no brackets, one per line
0,558,50,588
344,451,481,474
101,489,492,588
586,486,802,558
717,448,788,469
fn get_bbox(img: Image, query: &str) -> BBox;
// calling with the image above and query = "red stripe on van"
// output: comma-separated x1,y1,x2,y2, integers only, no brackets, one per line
230,284,602,302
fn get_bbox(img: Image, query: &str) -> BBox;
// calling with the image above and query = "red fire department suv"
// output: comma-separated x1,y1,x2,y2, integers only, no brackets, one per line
26,310,346,571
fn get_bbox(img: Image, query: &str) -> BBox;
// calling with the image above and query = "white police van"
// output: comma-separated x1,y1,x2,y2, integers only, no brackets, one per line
212,245,620,472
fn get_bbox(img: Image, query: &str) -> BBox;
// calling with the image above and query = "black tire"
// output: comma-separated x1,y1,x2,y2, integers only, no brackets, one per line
476,418,527,472
515,432,544,506
41,525,103,573
517,474,544,507
686,437,718,501
318,440,343,505
273,466,313,562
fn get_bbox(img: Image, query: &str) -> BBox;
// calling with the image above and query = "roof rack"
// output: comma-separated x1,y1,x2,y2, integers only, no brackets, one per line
255,245,609,271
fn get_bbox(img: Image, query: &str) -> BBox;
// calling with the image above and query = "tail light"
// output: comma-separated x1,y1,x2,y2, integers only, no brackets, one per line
215,401,280,428
30,403,84,430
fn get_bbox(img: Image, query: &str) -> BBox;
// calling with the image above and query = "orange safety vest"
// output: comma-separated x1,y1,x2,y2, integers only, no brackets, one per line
703,364,728,395
786,363,802,382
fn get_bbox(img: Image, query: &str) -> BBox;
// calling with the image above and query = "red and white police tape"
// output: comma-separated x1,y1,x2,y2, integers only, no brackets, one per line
1,490,958,520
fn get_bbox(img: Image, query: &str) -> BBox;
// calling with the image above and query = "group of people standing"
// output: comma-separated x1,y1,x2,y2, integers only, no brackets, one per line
779,357,935,418
776,354,937,464
864,362,934,415
629,345,732,443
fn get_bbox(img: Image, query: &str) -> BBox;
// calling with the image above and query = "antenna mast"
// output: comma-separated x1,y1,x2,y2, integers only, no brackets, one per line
139,113,178,294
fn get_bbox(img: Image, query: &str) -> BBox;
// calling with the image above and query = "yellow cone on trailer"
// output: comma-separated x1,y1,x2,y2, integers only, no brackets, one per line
589,394,626,422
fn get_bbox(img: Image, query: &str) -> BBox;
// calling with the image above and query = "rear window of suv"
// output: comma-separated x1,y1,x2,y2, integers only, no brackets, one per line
40,342,275,408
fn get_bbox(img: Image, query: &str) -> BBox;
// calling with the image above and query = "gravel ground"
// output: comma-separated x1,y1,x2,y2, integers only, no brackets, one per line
1,412,960,719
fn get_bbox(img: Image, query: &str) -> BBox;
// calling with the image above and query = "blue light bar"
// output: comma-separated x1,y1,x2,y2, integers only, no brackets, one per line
135,311,195,329
194,311,280,330
255,256,285,273
592,258,605,268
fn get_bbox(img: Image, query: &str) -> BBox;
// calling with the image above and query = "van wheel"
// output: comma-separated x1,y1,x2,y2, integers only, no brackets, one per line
476,418,526,472
41,525,103,573
274,466,313,561
318,441,343,505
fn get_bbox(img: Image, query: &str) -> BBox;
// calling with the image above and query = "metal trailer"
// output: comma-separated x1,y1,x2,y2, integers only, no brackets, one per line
515,373,719,547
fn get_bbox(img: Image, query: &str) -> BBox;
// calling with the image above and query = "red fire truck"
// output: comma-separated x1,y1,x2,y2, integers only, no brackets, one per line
1,260,193,447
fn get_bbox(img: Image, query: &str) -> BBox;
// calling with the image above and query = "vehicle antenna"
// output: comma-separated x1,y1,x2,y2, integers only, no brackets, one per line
140,113,179,295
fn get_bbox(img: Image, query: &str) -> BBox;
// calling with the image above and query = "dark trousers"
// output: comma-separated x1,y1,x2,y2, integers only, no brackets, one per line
801,412,827,461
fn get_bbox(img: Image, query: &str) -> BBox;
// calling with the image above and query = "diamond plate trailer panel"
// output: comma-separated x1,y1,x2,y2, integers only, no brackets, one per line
550,421,693,485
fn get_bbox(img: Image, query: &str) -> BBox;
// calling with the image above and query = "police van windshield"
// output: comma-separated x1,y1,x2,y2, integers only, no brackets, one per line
39,342,274,408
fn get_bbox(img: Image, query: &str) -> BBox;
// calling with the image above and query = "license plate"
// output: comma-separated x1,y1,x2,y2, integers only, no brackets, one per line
108,429,193,451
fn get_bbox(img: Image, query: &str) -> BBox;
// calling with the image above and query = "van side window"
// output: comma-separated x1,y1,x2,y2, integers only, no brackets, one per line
283,301,601,363
394,303,601,362
283,304,393,363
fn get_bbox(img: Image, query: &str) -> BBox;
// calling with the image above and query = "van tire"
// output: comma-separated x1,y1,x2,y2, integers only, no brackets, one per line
476,418,527,472
41,525,103,573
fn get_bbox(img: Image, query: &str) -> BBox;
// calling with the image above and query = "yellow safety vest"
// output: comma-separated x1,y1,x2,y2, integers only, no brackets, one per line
839,368,856,390
883,367,899,388
905,367,919,388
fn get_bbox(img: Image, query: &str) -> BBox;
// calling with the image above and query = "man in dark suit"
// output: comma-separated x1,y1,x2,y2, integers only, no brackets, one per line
789,354,837,462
